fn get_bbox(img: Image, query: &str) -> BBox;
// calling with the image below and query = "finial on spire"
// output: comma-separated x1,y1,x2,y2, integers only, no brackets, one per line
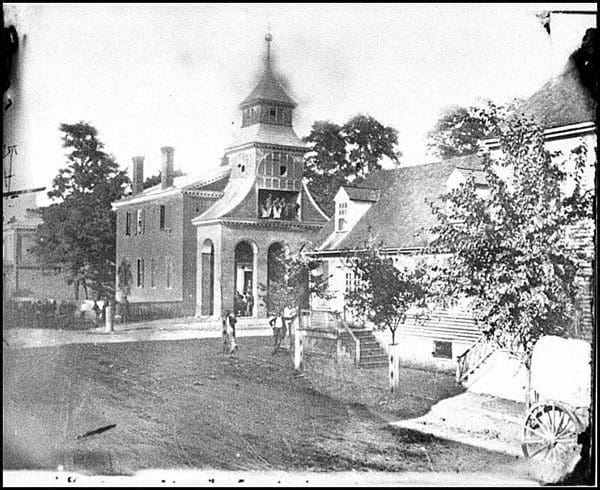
265,23,272,62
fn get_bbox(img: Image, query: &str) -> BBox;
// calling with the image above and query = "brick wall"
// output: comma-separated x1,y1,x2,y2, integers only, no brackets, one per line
116,194,185,303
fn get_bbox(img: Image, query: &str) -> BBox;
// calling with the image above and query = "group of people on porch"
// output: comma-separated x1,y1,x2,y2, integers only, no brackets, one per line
234,290,254,317
259,193,300,220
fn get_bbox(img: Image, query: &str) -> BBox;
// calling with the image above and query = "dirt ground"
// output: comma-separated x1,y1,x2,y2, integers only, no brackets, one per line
3,337,531,478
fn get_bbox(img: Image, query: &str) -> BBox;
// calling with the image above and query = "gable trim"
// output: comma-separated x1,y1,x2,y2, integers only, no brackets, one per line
302,181,330,221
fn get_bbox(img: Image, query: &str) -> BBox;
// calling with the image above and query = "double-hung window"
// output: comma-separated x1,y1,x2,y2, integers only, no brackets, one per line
136,258,145,288
337,202,348,231
136,209,144,234
166,256,172,290
159,205,166,230
125,212,131,236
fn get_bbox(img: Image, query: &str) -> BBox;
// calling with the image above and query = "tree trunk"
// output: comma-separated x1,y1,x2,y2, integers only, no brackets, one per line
297,298,303,330
82,279,89,300
525,355,532,409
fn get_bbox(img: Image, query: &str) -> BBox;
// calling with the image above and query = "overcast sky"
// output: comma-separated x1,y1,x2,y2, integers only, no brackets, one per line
3,3,596,204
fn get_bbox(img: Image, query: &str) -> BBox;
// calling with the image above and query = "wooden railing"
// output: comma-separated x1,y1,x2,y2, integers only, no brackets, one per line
339,319,361,366
299,308,340,333
299,309,362,365
456,335,497,384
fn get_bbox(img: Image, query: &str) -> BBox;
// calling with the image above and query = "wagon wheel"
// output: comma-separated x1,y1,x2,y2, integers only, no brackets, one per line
522,402,582,482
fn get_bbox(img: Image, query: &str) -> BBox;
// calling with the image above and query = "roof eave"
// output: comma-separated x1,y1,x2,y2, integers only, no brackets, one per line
239,98,297,109
483,120,596,150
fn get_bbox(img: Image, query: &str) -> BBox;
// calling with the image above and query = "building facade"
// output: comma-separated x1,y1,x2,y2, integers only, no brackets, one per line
3,192,75,301
309,19,596,403
191,34,329,318
112,34,329,318
112,149,230,315
310,156,489,371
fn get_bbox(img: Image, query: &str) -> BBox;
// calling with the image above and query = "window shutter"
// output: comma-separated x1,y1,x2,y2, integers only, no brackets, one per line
142,209,146,234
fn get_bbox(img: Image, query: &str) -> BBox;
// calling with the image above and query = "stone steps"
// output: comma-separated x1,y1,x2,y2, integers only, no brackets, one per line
346,327,388,369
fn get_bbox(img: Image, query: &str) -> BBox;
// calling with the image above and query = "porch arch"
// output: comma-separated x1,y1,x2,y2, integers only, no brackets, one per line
234,240,258,317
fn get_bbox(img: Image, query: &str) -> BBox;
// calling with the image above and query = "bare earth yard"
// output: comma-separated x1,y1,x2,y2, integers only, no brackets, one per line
3,337,533,479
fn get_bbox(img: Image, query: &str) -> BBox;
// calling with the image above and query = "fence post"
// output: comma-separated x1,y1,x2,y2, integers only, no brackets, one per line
294,329,304,372
389,343,400,393
105,302,115,332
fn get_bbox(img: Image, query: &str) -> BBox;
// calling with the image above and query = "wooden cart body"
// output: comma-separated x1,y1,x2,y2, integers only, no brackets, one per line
521,335,591,479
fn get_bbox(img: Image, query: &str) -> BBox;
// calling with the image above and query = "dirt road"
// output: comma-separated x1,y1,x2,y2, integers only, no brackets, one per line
3,337,533,480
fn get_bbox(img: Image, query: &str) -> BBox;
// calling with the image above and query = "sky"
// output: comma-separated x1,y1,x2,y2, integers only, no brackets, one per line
2,3,597,206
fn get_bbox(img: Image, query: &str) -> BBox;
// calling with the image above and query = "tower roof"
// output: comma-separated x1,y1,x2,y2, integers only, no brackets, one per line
239,34,297,109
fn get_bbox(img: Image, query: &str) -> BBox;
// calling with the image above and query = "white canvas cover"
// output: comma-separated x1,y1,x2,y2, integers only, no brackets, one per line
530,335,591,408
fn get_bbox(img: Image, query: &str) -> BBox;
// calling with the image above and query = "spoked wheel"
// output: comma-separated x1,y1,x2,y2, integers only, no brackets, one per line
522,402,582,482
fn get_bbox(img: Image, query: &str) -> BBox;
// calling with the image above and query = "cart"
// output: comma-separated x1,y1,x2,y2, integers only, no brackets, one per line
521,335,591,478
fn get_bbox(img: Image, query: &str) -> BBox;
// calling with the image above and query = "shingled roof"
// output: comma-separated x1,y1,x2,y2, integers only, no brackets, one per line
343,187,380,202
228,122,308,150
239,63,296,109
314,156,484,252
519,58,597,129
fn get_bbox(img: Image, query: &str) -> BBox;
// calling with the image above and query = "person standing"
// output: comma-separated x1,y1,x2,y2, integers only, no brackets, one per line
272,197,283,219
282,306,296,350
222,311,238,355
234,291,243,316
270,311,286,355
245,292,254,317
92,300,101,326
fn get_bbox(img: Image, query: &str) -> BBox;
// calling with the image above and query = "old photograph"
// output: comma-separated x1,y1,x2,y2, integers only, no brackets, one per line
2,3,596,486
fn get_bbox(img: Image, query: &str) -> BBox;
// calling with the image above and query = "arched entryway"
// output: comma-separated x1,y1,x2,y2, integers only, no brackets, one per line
266,242,286,315
234,240,256,317
200,239,214,316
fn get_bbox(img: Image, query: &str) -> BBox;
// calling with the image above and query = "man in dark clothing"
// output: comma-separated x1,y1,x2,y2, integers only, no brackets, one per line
270,313,286,355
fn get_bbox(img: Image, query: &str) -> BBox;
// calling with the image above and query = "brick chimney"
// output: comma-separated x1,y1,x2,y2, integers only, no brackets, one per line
161,146,174,189
131,156,145,195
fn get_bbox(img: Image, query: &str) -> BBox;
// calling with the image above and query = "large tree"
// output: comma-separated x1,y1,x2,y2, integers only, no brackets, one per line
426,104,491,159
259,244,331,324
34,122,130,299
303,114,400,217
570,27,597,101
429,103,593,369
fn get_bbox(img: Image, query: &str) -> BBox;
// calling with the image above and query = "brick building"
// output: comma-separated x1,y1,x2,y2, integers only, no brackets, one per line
112,34,329,318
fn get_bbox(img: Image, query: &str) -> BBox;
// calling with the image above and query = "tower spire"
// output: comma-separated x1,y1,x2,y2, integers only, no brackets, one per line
239,30,296,110
265,25,272,66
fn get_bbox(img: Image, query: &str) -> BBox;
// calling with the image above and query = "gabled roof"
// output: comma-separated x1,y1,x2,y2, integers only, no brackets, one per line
113,167,231,207
192,176,255,222
315,156,484,252
239,62,296,109
519,58,597,129
342,187,380,202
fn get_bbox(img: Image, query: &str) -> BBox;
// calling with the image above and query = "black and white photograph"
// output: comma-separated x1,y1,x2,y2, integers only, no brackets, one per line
2,2,596,486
